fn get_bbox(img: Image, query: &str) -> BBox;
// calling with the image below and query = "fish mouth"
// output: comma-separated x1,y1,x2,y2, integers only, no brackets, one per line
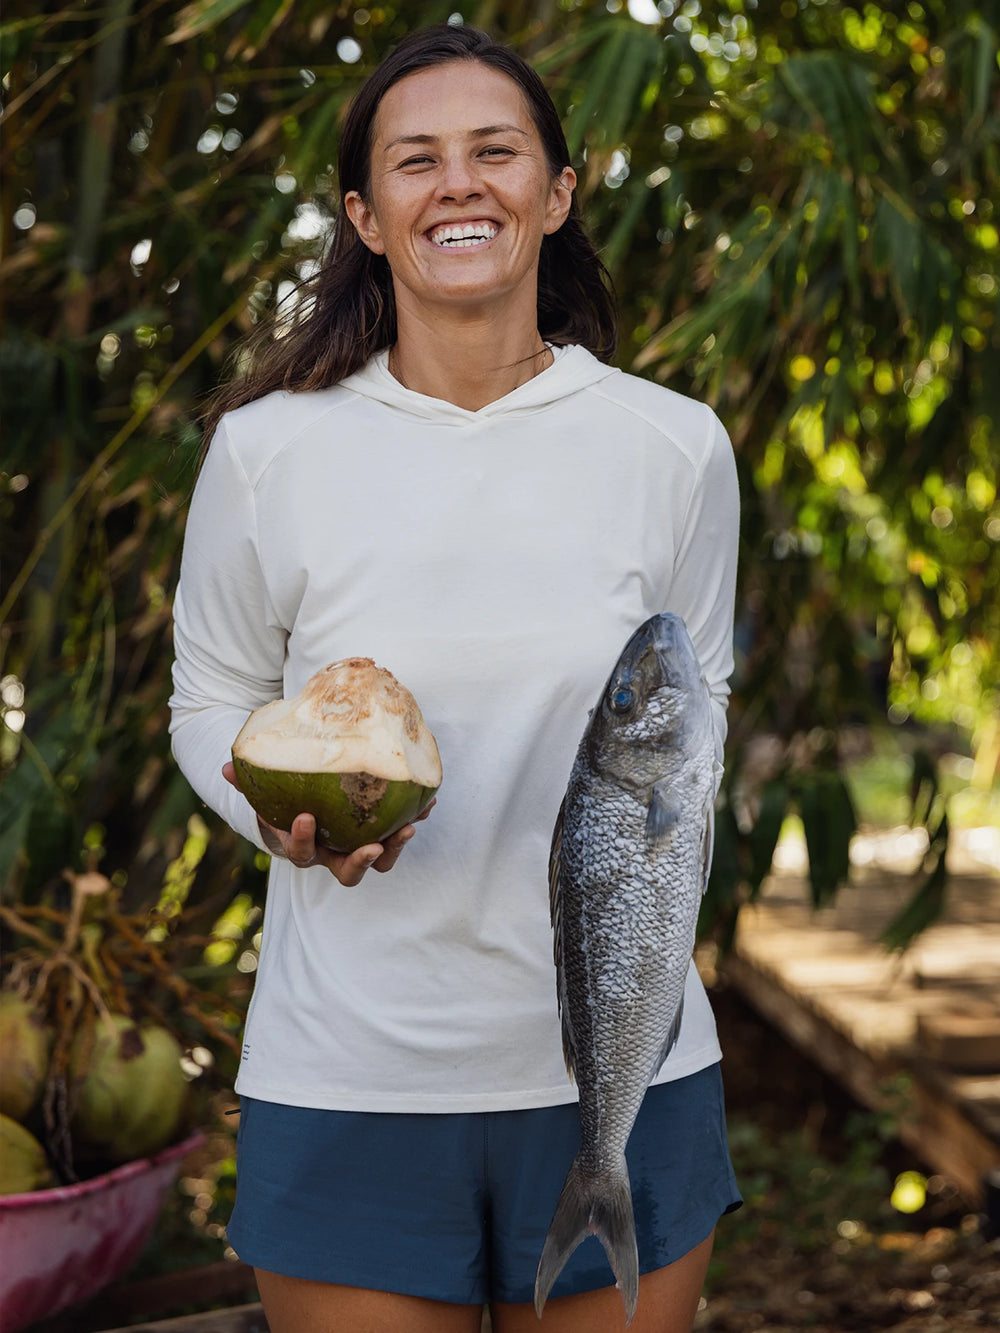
426,220,500,249
614,614,699,694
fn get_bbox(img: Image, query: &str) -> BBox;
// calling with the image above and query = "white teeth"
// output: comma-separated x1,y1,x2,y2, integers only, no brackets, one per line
430,224,497,247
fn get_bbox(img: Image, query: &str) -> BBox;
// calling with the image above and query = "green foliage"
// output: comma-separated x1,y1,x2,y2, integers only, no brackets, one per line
878,748,952,951
720,1106,895,1259
1,0,997,958
700,761,861,944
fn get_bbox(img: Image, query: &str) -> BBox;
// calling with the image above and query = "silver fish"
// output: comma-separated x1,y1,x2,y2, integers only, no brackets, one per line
534,613,718,1324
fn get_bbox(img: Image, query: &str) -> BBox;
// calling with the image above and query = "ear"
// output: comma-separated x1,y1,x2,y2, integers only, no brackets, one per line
543,166,577,236
344,190,386,255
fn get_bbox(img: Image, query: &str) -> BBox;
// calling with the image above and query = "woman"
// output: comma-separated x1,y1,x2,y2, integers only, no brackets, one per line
170,23,741,1333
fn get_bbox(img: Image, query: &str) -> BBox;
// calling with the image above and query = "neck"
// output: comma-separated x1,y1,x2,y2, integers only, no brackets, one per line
388,303,552,411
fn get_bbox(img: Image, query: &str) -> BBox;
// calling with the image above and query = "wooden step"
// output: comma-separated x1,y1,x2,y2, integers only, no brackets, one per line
916,1012,1000,1072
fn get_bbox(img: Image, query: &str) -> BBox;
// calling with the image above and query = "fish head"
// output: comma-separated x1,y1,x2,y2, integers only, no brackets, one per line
585,614,710,788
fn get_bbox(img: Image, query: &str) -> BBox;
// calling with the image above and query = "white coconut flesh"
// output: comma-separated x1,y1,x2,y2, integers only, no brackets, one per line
233,658,441,788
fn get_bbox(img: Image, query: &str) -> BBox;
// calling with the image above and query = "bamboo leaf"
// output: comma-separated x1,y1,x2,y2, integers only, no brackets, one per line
0,807,31,903
167,0,253,44
880,814,950,953
0,15,46,67
22,801,76,899
836,174,860,301
801,167,843,272
0,714,77,901
228,0,295,61
699,797,743,949
824,367,851,447
748,779,790,896
953,14,998,126
872,193,920,319
797,771,857,909
601,177,652,273
599,26,661,151
908,748,939,829
559,23,660,158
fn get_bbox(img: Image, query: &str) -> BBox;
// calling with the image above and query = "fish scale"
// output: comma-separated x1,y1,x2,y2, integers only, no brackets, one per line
534,613,718,1325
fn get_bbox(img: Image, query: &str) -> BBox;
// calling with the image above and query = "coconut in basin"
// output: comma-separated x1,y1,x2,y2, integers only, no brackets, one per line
232,658,442,854
0,1115,54,1194
70,1015,189,1163
0,992,50,1123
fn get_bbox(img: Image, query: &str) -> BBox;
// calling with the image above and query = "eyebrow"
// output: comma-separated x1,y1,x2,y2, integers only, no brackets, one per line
383,124,531,152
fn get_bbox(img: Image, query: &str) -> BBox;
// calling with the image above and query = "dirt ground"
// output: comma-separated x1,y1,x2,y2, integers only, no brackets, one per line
701,984,1000,1331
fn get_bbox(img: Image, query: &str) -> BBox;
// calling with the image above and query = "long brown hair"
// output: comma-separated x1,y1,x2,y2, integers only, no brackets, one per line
202,25,618,443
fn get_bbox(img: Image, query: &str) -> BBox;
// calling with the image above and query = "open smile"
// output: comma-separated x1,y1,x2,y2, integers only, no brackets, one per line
427,221,499,248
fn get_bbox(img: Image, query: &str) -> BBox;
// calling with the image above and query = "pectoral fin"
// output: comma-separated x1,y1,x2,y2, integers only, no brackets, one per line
645,782,682,852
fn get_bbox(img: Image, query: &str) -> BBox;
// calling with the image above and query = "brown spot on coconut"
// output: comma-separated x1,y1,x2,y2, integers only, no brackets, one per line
231,659,441,855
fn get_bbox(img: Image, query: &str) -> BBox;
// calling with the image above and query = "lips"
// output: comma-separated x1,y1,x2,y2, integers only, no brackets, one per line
428,221,499,248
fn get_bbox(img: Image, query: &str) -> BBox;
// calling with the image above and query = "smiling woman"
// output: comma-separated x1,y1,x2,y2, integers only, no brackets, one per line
170,23,741,1333
199,25,616,439
343,60,576,402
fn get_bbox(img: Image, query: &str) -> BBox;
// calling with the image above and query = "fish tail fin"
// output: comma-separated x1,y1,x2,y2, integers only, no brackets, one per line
533,1152,639,1324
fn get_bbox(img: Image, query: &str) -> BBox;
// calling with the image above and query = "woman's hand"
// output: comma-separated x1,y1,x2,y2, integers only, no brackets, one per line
222,761,434,887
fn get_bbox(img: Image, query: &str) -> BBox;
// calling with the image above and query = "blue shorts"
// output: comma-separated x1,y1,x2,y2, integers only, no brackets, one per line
226,1062,741,1305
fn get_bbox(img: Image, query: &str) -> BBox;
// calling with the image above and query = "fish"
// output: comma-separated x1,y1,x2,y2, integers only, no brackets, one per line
534,612,719,1325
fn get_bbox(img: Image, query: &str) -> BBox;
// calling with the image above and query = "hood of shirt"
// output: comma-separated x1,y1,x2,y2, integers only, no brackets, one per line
338,344,620,425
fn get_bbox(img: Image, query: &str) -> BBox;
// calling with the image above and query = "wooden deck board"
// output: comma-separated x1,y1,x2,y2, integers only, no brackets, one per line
720,831,1000,1204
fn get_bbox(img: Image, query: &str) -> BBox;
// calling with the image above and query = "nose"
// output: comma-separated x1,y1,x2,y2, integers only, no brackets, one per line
436,152,483,203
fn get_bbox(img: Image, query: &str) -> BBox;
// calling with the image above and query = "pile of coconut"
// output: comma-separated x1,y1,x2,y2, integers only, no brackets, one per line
0,994,189,1194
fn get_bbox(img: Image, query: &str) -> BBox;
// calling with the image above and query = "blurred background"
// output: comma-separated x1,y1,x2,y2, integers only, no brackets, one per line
1,2,998,1330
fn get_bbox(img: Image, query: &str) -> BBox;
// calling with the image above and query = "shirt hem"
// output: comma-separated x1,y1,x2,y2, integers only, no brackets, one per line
232,1041,723,1114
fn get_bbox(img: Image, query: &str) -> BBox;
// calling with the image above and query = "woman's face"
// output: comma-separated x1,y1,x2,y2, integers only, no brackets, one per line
345,60,575,324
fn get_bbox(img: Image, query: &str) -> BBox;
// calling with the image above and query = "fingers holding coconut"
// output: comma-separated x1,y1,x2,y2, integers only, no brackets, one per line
284,813,380,883
223,759,436,884
367,797,436,873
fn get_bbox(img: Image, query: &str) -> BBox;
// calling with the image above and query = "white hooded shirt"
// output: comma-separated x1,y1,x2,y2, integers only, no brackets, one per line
169,344,740,1112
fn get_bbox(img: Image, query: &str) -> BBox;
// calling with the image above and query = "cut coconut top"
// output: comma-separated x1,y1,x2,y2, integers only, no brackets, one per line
232,658,442,787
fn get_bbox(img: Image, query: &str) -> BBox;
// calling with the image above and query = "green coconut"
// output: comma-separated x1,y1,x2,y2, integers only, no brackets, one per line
232,657,442,854
0,1114,53,1194
0,992,50,1123
70,1015,188,1163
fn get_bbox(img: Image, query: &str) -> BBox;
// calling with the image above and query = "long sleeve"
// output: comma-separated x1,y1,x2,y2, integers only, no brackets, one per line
666,407,740,771
166,352,733,1112
169,421,287,850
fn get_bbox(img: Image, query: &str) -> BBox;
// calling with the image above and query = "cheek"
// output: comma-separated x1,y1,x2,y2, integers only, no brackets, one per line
371,187,426,249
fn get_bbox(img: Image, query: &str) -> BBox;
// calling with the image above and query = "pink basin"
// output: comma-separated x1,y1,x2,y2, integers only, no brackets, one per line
0,1132,203,1332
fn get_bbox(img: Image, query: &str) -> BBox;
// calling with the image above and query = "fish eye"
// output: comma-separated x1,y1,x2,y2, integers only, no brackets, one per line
610,685,635,713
